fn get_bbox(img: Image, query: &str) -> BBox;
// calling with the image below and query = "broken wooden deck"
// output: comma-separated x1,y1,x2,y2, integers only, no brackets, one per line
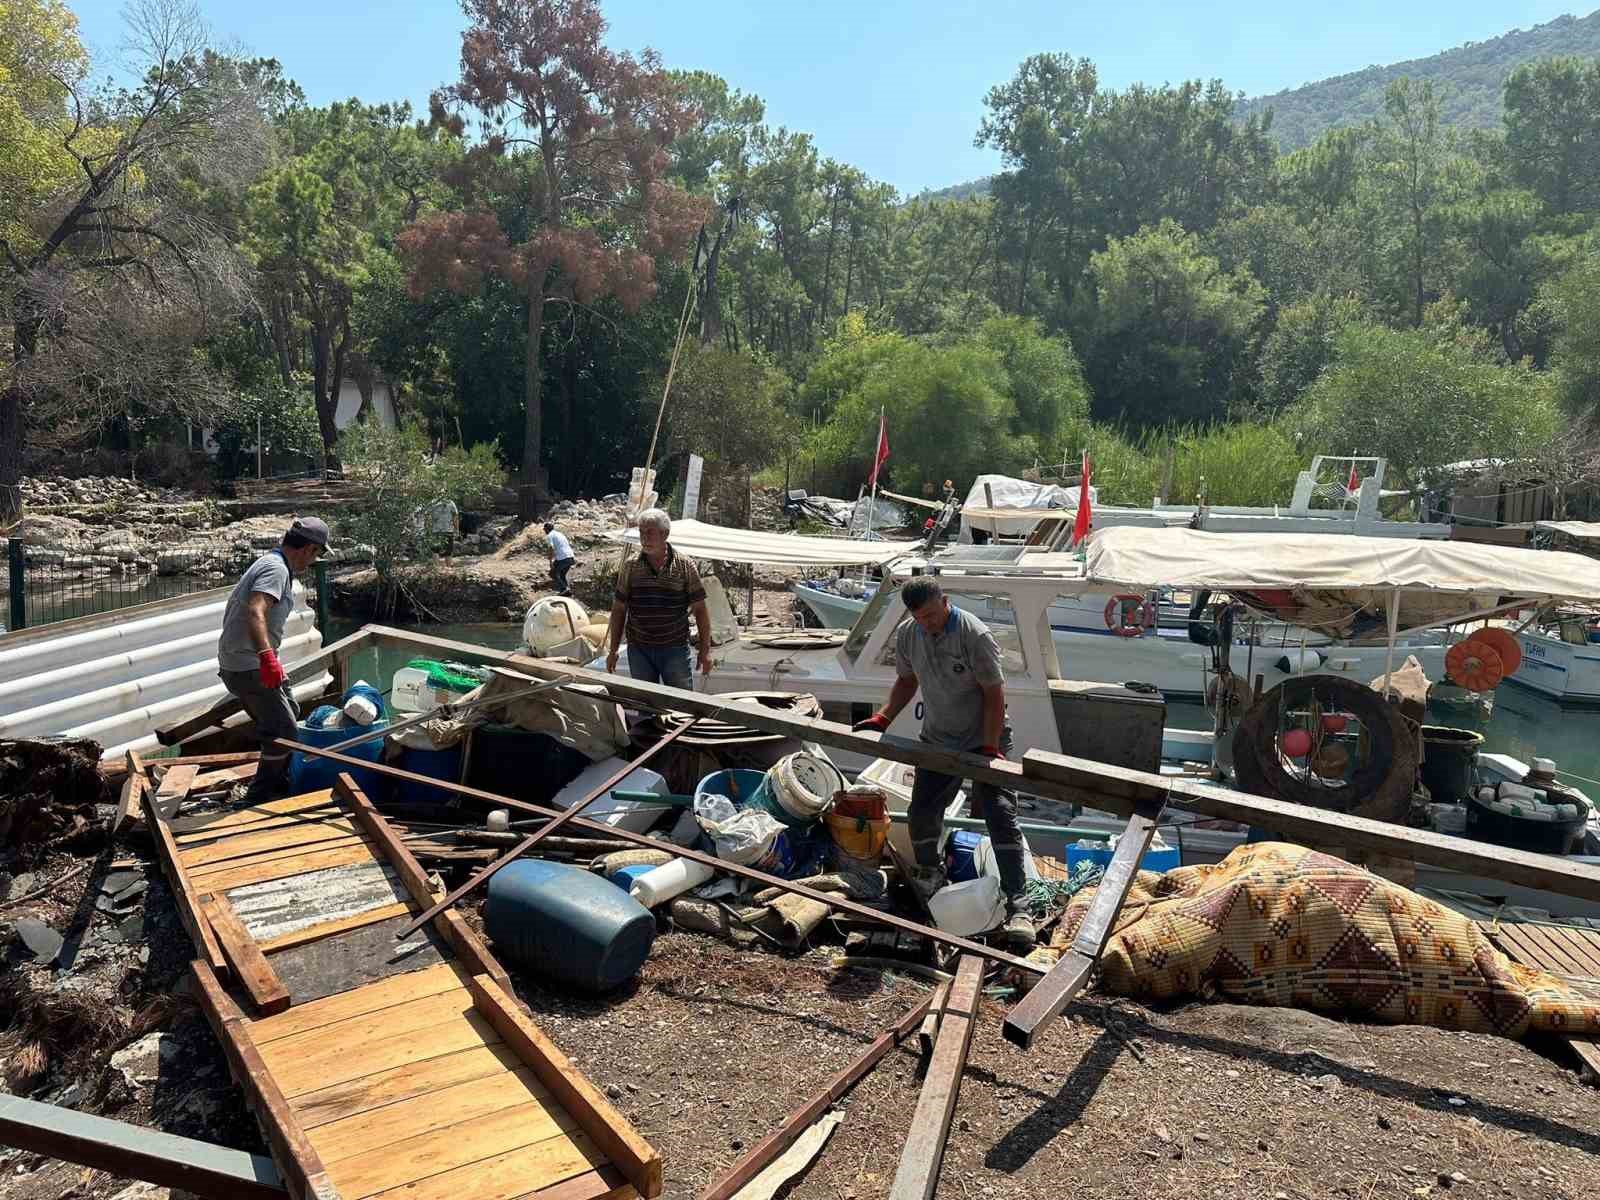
145,766,660,1200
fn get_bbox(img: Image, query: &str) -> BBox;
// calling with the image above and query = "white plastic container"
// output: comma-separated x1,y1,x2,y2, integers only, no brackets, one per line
486,809,510,833
629,858,715,908
552,758,670,834
927,875,1005,937
1496,781,1540,805
389,666,478,714
343,693,380,726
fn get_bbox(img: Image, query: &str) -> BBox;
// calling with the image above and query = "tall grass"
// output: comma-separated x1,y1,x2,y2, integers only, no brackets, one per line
1065,422,1308,508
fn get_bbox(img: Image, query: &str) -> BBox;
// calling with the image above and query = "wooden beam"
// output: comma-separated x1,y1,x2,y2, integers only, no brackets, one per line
296,746,1042,975
189,960,340,1200
364,625,1600,904
115,750,147,833
142,760,227,978
1022,750,1600,904
199,893,290,1016
701,989,936,1200
152,763,201,821
335,774,513,992
105,752,259,781
1003,801,1161,1049
0,1093,285,1200
888,955,984,1200
467,974,663,1199
192,761,259,790
918,981,951,1062
395,718,699,938
155,630,366,747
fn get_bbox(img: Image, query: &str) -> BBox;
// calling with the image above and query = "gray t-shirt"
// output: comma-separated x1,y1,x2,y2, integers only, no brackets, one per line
895,604,1005,749
218,551,294,672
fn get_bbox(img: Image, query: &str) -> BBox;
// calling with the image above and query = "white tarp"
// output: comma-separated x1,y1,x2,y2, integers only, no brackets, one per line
1080,525,1600,635
959,474,1097,541
610,518,914,567
1535,520,1600,544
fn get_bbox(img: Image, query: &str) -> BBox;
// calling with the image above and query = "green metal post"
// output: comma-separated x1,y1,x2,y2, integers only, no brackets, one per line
7,537,24,631
313,559,330,633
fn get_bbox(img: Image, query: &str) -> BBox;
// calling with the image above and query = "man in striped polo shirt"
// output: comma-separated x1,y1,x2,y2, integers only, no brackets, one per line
604,508,713,689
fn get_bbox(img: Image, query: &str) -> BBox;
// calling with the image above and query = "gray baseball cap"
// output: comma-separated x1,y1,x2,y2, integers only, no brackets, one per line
288,517,332,548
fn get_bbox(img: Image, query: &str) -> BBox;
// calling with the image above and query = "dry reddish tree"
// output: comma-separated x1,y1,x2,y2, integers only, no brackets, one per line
401,0,708,515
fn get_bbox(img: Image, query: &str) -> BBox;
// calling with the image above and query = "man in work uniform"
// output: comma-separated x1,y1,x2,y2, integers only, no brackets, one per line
854,577,1036,949
605,508,713,688
217,517,330,802
543,521,576,596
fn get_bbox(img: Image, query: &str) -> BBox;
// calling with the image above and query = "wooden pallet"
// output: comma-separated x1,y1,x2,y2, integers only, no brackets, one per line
1480,919,1600,1084
148,767,660,1200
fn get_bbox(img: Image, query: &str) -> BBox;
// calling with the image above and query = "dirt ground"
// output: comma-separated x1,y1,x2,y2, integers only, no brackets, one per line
4,838,1598,1200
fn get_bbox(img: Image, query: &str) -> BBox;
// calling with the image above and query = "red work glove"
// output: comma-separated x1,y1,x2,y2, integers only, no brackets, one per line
258,649,286,689
979,744,1004,760
852,713,890,734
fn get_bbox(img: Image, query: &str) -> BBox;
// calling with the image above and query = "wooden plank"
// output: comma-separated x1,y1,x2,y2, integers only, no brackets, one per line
106,751,260,781
115,750,146,833
190,960,341,1200
0,1092,286,1200
918,981,950,1062
1002,803,1161,1050
395,719,699,939
469,975,662,1199
153,764,201,819
1507,922,1591,978
260,902,414,954
191,839,380,893
361,1130,605,1200
145,764,228,978
262,915,449,1007
253,962,471,1045
354,628,1600,906
517,1166,633,1200
170,791,339,836
888,955,984,1200
336,776,514,992
292,1044,525,1130
259,986,477,1068
200,893,290,1016
175,803,342,845
309,1066,557,1163
181,818,363,869
1546,927,1600,978
701,990,936,1200
193,761,260,790
272,1010,504,1099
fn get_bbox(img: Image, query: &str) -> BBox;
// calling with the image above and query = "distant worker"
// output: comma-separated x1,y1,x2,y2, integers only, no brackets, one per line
853,577,1036,949
605,508,713,688
543,521,576,596
217,517,330,802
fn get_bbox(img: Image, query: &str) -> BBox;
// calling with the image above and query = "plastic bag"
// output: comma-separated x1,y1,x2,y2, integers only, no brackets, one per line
697,803,784,866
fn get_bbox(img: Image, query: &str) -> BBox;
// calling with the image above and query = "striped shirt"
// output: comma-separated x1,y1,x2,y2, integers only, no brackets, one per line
616,545,706,648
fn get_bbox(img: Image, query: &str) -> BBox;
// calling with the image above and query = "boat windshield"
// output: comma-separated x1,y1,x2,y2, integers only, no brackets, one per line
844,579,903,665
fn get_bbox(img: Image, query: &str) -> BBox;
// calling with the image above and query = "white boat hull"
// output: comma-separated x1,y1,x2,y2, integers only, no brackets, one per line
1505,630,1600,704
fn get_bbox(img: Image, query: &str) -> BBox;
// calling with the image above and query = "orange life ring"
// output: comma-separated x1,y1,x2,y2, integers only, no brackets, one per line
1104,594,1153,637
1468,626,1522,676
1446,638,1505,691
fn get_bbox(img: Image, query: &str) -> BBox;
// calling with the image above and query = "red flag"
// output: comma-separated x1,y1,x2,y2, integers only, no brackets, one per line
1071,450,1093,546
1346,463,1361,494
868,410,890,488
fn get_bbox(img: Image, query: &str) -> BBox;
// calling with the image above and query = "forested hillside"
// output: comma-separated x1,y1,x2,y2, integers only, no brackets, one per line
5,0,1600,525
1238,9,1600,150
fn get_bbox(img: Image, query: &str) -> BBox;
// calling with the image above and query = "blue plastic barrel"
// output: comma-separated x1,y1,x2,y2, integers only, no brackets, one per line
484,860,655,993
395,745,462,805
288,721,386,795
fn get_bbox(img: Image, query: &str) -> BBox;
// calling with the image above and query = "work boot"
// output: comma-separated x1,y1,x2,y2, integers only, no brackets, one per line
1000,905,1037,951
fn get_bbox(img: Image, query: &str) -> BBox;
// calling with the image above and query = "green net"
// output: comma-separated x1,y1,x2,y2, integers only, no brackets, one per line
405,658,492,693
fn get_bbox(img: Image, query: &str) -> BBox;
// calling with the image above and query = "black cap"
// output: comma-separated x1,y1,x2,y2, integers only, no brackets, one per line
289,517,331,548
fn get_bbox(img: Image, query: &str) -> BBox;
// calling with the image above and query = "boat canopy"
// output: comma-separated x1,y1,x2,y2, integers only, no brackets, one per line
1534,520,1600,543
609,518,914,567
1077,526,1600,636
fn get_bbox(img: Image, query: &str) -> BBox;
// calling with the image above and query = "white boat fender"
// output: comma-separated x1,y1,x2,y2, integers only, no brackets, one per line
1274,649,1325,674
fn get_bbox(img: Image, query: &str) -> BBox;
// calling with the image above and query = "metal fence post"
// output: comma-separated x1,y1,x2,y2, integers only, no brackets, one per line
314,559,330,632
7,537,25,631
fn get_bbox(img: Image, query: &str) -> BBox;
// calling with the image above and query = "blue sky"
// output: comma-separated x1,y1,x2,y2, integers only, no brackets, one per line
68,1,1590,194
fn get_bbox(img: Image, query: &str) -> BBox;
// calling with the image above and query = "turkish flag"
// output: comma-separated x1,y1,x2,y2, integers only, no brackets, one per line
1071,450,1093,547
869,410,890,488
1346,463,1361,494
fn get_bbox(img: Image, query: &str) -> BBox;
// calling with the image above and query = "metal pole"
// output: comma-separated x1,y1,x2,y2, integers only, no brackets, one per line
256,413,262,480
7,537,25,631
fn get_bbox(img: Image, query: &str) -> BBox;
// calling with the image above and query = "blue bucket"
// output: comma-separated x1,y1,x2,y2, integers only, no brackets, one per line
694,769,769,809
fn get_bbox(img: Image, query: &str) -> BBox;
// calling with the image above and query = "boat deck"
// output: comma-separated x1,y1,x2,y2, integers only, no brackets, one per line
144,767,658,1200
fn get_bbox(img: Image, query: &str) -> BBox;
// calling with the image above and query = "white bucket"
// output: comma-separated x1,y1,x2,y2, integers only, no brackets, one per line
927,875,1005,937
629,858,715,908
766,752,842,825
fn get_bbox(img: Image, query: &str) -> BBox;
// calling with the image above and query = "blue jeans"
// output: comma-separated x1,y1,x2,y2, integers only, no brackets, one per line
628,642,693,689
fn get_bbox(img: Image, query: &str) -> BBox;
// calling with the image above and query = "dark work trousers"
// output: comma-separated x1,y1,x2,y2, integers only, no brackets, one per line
552,556,575,595
908,728,1029,904
219,668,298,798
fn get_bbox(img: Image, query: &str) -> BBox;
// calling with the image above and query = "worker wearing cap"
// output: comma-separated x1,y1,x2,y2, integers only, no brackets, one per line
216,517,330,801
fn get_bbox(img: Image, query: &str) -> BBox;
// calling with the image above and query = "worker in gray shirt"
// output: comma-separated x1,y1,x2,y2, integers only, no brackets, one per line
217,517,330,801
854,577,1035,948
